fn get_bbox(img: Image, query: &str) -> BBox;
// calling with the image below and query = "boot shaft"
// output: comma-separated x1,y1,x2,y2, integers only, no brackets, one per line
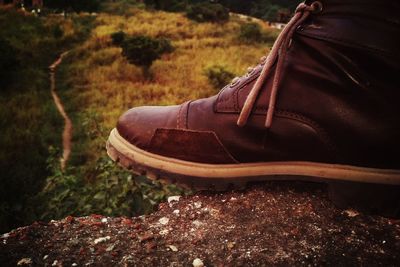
215,0,400,168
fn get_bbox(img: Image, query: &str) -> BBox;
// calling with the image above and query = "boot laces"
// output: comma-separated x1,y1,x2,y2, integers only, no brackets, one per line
237,1,323,128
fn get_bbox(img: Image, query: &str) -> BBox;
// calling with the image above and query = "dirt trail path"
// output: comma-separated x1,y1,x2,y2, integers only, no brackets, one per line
49,52,72,171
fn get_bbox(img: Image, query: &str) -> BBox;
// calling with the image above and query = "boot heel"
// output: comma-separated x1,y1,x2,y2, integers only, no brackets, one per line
328,181,400,218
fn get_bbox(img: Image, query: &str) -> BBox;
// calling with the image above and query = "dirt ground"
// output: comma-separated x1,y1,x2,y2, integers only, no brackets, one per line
1,181,399,266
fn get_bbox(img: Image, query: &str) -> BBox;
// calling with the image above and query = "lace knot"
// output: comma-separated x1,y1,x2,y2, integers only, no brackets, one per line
237,1,323,128
296,1,322,13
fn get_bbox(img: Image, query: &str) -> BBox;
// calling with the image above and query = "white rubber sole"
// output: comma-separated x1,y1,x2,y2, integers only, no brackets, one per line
107,128,400,188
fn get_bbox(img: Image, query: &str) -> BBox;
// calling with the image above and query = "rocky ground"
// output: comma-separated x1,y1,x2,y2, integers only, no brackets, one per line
1,182,399,266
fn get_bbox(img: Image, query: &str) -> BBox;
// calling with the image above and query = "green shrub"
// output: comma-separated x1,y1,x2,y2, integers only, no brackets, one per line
45,0,101,12
37,116,186,221
186,3,229,23
111,30,126,46
156,37,175,54
144,0,187,12
238,22,262,43
52,24,64,39
238,22,281,44
121,35,174,79
204,64,235,89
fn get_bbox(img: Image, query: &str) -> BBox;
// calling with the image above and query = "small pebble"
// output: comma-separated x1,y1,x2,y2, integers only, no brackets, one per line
173,209,180,215
168,245,178,252
159,229,169,235
106,244,115,252
17,258,32,266
193,258,204,267
2,233,9,239
101,218,108,223
72,263,78,266
192,220,203,227
168,196,181,204
194,202,202,209
94,236,111,244
159,217,169,225
344,209,359,217
52,260,58,266
227,241,235,249
43,255,49,260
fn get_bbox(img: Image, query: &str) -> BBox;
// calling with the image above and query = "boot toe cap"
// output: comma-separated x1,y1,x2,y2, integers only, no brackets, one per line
116,105,181,149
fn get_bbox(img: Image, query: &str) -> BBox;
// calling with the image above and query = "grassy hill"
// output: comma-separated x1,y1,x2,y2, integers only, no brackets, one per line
0,2,279,232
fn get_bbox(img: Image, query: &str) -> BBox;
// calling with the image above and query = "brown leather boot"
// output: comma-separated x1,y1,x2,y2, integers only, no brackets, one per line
107,1,400,214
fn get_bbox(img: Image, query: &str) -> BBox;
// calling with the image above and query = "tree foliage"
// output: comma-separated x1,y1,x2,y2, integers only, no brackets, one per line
204,64,235,89
220,0,297,22
121,35,174,79
142,0,298,23
186,2,229,23
238,22,262,43
144,0,188,12
111,30,126,46
44,0,101,12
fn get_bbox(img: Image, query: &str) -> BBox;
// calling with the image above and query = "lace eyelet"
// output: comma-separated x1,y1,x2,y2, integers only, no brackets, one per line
311,1,323,14
230,77,240,87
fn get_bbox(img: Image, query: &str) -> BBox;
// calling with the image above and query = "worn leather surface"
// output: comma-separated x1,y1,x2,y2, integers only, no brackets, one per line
117,0,400,169
147,128,238,164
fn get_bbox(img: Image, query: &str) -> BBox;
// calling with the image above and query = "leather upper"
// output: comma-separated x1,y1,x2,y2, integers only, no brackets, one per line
117,0,400,169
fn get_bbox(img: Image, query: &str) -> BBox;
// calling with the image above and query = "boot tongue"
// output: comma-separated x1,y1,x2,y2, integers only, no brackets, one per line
215,2,320,118
215,62,264,113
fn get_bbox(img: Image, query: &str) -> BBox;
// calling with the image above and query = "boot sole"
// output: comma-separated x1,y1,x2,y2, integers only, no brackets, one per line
106,128,400,190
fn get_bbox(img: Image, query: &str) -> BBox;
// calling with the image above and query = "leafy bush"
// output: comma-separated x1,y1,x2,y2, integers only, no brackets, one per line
52,24,64,39
111,30,126,46
186,3,229,23
37,114,186,221
102,0,144,16
238,22,262,43
156,37,175,54
204,64,235,89
121,35,174,79
238,22,280,44
45,0,101,12
38,151,155,219
144,0,187,12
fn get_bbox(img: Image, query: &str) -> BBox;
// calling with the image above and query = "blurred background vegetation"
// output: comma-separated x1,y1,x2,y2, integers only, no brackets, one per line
0,0,297,233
